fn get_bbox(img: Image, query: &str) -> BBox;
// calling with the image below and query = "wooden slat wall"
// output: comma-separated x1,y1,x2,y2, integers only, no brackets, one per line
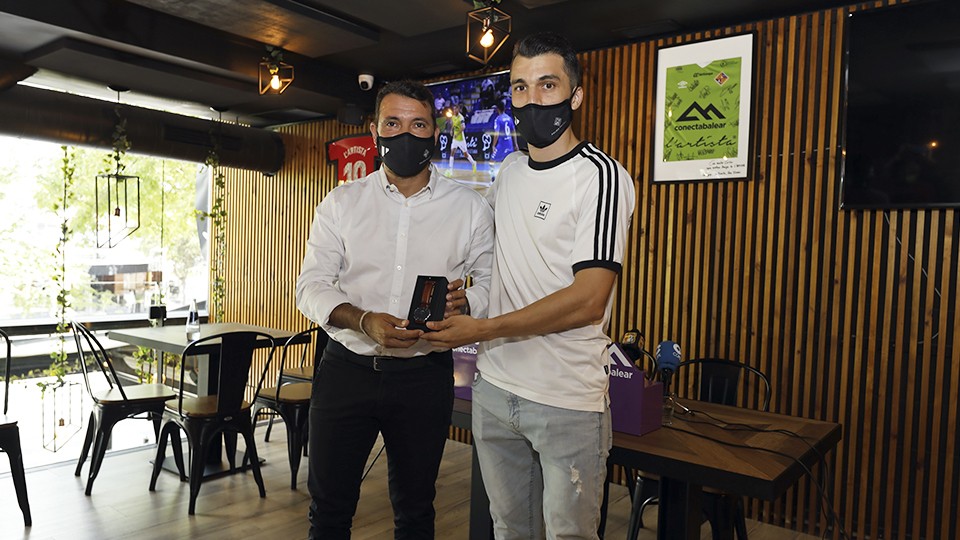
219,1,957,537
580,1,956,539
218,121,352,401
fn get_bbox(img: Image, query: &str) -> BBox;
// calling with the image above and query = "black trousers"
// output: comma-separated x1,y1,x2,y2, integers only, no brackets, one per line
307,340,454,540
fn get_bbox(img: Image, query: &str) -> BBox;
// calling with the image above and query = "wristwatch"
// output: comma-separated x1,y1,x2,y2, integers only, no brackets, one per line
412,279,436,323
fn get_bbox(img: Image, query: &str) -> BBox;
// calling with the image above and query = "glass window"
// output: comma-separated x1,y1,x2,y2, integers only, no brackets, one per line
0,135,209,325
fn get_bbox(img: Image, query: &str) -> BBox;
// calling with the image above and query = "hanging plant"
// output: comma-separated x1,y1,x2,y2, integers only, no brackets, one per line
95,97,140,248
38,146,77,394
107,103,131,175
198,118,226,322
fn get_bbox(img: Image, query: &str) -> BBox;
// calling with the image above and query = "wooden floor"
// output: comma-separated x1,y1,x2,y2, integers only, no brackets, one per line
0,422,818,539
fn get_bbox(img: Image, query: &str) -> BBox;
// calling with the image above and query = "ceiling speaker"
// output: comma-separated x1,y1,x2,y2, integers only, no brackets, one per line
337,103,365,126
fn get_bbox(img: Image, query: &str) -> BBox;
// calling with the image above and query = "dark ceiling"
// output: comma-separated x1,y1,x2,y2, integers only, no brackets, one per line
0,0,853,128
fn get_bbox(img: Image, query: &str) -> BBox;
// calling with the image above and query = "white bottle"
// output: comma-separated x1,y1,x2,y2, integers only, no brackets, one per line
185,299,200,341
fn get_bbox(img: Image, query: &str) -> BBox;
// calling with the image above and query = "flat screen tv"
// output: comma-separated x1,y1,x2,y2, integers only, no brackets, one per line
840,0,960,209
426,70,522,185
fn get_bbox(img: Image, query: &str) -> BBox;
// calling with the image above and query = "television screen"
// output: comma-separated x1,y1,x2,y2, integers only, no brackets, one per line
840,0,960,209
426,70,522,186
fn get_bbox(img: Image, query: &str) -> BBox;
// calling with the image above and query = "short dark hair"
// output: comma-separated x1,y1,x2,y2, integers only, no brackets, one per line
512,32,582,89
374,80,436,126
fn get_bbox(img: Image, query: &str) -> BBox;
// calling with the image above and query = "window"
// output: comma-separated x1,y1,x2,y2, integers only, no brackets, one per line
0,135,209,324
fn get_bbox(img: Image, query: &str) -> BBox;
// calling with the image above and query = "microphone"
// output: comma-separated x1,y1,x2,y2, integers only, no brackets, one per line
620,329,644,362
655,340,681,394
621,329,657,378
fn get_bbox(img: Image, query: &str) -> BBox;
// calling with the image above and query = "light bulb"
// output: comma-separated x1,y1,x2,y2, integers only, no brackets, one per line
480,29,495,48
270,74,281,90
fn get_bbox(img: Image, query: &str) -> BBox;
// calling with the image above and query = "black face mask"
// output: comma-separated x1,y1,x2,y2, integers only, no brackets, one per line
512,98,574,148
376,132,435,177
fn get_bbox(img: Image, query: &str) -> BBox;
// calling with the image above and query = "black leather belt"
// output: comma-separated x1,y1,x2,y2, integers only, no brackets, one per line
326,339,451,372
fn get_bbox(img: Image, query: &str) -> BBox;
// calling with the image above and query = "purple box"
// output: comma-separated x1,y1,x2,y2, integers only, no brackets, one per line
608,344,662,436
452,343,479,400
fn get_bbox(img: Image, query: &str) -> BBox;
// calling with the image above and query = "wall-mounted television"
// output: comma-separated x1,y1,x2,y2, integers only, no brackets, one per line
840,0,960,209
426,70,522,185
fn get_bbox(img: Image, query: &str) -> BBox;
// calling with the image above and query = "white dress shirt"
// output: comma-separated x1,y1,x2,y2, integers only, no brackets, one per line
296,165,494,357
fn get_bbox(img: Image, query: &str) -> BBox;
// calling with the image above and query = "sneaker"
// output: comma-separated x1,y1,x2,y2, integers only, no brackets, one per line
444,169,453,177
472,163,477,172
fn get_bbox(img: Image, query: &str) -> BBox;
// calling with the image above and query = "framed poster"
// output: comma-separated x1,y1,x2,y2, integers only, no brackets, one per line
652,33,755,182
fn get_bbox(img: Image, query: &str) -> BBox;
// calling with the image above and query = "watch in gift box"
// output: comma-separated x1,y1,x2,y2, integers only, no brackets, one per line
412,279,436,324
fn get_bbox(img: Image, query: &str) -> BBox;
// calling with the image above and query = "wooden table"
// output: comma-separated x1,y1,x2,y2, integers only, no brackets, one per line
107,322,307,475
612,400,841,540
453,398,841,540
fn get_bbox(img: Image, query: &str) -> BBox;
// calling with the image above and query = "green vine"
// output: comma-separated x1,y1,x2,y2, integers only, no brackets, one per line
132,346,179,385
132,346,155,384
38,146,77,394
105,104,130,175
263,45,284,66
198,120,226,322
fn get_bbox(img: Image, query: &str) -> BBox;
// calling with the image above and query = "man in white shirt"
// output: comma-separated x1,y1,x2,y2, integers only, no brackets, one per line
424,33,636,539
296,80,494,539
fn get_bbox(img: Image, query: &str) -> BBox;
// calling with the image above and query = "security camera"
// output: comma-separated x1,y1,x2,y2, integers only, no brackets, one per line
358,73,374,91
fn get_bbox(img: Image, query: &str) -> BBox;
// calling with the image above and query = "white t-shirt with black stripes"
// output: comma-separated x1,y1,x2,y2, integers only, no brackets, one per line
478,141,636,412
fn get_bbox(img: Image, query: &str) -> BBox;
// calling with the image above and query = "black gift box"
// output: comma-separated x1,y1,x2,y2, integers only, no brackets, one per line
407,275,448,331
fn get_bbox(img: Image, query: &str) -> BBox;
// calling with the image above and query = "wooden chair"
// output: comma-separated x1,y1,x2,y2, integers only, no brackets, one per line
249,326,325,489
72,321,176,496
0,328,31,526
629,358,771,540
149,330,274,514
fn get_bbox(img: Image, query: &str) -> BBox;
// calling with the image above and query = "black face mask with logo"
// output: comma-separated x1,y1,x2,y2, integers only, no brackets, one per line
376,132,435,177
511,96,574,149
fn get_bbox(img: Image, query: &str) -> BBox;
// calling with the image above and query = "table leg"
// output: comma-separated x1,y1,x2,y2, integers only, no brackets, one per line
658,477,702,540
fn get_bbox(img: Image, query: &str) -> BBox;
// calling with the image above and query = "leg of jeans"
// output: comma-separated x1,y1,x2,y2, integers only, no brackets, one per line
472,376,545,540
378,363,454,540
527,402,611,540
307,353,382,540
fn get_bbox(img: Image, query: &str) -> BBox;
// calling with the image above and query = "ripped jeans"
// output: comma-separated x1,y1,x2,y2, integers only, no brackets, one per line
472,375,612,540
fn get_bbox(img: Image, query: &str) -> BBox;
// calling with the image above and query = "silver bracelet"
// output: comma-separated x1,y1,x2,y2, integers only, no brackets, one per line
358,310,371,337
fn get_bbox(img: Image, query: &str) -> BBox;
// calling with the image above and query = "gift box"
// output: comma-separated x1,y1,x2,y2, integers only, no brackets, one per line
407,275,449,331
608,343,663,436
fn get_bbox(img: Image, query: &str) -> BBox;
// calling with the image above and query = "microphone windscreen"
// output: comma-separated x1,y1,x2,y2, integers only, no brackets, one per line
655,340,681,371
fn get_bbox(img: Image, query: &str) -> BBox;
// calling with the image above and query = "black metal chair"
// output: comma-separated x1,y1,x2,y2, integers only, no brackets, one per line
628,358,771,540
280,325,326,385
72,321,176,496
149,330,274,514
262,326,327,443
249,326,325,489
0,328,31,526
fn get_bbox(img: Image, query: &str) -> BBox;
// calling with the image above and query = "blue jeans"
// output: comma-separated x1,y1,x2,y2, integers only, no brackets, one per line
472,375,612,540
307,341,454,539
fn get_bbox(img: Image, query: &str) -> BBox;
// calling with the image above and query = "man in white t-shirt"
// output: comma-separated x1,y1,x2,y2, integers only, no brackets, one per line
424,32,636,539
